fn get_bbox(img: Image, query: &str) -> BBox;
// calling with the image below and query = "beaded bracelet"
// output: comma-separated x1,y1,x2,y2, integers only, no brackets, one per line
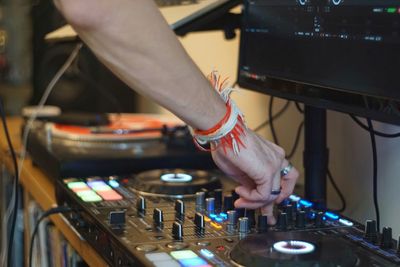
191,71,247,155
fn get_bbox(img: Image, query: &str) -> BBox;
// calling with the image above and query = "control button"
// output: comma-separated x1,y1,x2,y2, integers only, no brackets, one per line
136,244,157,252
224,238,234,243
175,200,185,215
196,191,205,207
381,227,393,249
166,242,189,250
153,260,180,267
204,216,211,222
172,221,184,240
145,252,172,262
206,197,215,214
365,220,378,243
109,210,126,225
178,257,208,267
194,212,205,229
223,195,234,212
210,221,222,230
170,250,198,260
257,215,268,233
137,196,146,213
315,212,325,227
296,210,306,229
284,204,294,222
338,218,354,227
277,213,288,230
200,249,215,258
153,208,164,227
239,217,249,233
196,241,210,246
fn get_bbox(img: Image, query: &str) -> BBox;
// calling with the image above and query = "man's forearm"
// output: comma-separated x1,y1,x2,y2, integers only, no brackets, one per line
54,0,226,130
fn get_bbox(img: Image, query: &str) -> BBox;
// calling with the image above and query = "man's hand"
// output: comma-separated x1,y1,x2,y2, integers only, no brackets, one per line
211,127,299,224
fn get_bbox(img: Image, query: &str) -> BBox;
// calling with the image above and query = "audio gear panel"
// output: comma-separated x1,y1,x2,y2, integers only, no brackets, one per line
56,169,400,267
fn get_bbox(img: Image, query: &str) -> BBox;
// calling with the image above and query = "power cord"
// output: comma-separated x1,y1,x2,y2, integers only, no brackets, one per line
253,99,290,132
286,121,304,160
29,206,72,267
367,118,380,232
0,99,20,267
327,169,346,212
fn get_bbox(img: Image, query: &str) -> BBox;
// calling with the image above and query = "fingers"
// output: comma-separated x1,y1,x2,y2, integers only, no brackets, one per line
276,161,299,204
261,203,276,225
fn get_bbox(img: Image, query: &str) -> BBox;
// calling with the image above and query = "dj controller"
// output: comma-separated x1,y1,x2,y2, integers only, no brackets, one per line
55,169,400,267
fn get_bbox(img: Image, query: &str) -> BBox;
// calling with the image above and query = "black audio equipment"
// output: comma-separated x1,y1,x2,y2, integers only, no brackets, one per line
26,114,215,180
55,169,400,267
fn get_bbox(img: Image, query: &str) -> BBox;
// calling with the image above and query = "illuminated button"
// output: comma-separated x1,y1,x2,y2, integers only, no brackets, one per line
215,217,223,223
209,214,217,219
219,213,228,220
170,250,198,260
76,191,98,198
324,212,339,220
299,199,313,208
71,187,91,193
80,194,102,202
289,195,301,202
210,222,222,230
98,192,123,201
178,257,208,267
204,216,211,222
200,249,214,258
108,180,120,188
387,7,397,13
67,182,88,189
145,252,172,262
216,245,225,252
339,218,354,227
153,260,180,267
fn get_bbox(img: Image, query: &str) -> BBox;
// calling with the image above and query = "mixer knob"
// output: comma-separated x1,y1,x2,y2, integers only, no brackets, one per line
381,227,393,249
196,191,205,207
238,217,249,233
172,221,184,240
214,189,223,211
246,209,256,228
315,212,325,227
206,197,215,214
153,208,164,227
223,195,234,212
364,220,378,243
257,215,268,233
235,208,245,218
277,212,288,230
295,210,306,229
194,212,205,229
137,196,146,213
284,204,294,222
175,200,185,215
227,210,237,225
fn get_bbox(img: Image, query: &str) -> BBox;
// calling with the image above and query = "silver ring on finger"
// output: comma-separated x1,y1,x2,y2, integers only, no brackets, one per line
280,162,293,177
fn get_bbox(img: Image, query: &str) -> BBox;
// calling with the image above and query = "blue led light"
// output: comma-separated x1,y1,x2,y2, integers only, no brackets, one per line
219,213,228,219
108,180,120,188
200,249,214,259
178,257,208,267
308,212,316,219
299,199,313,208
339,218,354,227
325,212,339,220
209,213,217,219
215,217,223,223
289,195,301,202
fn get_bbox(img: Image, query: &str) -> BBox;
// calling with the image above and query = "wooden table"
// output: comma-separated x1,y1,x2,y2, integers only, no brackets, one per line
0,117,108,267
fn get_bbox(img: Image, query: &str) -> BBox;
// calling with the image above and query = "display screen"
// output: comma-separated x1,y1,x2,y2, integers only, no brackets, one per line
239,0,400,102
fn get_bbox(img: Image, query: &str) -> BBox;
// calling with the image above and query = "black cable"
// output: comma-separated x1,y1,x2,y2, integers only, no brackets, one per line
268,96,280,145
350,115,400,138
327,169,346,212
287,121,304,160
29,206,72,267
0,99,20,267
253,100,290,132
367,118,380,232
295,102,304,114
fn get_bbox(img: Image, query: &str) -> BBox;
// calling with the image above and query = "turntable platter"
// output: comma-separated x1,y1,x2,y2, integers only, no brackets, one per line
129,169,222,196
230,232,359,267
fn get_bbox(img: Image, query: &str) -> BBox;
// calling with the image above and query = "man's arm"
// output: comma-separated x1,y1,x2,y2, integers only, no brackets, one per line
54,0,226,130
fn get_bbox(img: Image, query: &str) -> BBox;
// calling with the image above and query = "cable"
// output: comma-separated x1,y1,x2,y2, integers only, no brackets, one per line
286,121,304,160
254,100,290,132
350,115,400,138
0,43,83,266
0,99,20,267
327,169,346,212
367,118,380,232
29,206,72,267
295,102,304,114
268,96,279,145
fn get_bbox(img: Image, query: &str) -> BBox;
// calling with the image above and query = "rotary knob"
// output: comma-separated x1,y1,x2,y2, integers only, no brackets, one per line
381,227,393,249
315,212,324,227
194,212,205,229
238,217,249,233
227,210,237,225
277,212,288,230
175,200,185,215
364,220,378,243
284,204,294,222
196,191,205,207
295,210,306,229
214,189,223,211
206,197,215,214
257,215,268,233
223,195,234,212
